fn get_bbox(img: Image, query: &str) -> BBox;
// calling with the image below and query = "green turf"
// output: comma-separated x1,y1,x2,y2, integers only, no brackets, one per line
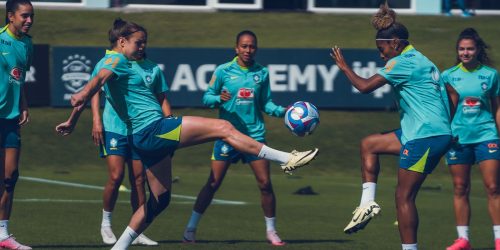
7,8,500,250
11,108,495,249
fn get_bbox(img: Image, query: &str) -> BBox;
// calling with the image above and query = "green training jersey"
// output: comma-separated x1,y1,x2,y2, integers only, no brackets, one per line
203,57,285,141
0,25,33,119
92,51,168,135
377,45,451,144
95,50,163,134
442,63,500,144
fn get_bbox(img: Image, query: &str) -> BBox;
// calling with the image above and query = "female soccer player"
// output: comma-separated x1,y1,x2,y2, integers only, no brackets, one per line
0,0,33,249
55,18,318,250
331,3,451,250
182,30,286,246
89,52,167,246
443,28,500,250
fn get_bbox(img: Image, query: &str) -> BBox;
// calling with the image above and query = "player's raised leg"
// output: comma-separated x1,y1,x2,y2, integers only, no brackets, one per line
344,131,400,234
178,116,318,174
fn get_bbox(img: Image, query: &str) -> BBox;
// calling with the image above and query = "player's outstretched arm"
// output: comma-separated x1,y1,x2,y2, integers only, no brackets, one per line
331,46,387,93
55,107,84,136
71,68,115,110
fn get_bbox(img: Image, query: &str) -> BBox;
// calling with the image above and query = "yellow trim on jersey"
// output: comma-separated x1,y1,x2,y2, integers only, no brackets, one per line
407,147,430,173
401,44,414,54
0,25,7,34
155,124,182,141
5,25,20,40
106,49,119,55
102,146,108,156
232,56,249,71
458,62,481,73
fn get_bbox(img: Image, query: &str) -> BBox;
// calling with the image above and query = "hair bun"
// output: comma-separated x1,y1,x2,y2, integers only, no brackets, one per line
371,2,396,30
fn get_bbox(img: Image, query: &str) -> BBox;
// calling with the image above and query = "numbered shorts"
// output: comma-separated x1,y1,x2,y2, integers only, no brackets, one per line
211,139,265,163
99,131,140,160
0,118,20,149
445,139,500,165
131,116,182,168
399,135,452,174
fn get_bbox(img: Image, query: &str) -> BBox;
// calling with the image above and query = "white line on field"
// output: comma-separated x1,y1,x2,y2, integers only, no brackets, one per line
19,176,246,205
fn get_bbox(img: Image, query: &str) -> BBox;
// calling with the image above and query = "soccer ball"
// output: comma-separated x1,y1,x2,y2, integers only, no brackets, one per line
284,101,320,137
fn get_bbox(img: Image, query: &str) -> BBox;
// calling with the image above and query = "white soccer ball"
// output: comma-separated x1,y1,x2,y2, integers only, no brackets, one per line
284,101,320,137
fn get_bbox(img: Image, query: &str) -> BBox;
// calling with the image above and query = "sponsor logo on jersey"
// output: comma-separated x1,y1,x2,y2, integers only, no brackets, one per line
403,149,409,156
431,67,440,82
61,54,92,100
451,77,462,82
236,88,254,105
462,97,481,114
10,67,23,82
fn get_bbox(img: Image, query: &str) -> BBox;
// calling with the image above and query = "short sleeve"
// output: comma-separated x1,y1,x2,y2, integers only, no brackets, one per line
377,57,412,87
101,54,129,80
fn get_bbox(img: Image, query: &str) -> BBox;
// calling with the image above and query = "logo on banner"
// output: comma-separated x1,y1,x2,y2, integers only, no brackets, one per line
61,54,92,100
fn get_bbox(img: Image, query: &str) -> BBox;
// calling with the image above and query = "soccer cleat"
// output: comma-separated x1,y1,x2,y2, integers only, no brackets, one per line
446,238,472,250
343,201,381,234
183,228,196,243
0,235,32,250
131,233,158,246
495,238,500,250
281,148,319,174
266,230,286,246
100,226,117,245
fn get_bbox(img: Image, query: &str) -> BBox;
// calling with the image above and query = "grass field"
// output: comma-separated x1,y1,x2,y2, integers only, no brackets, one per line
6,8,500,250
11,108,496,250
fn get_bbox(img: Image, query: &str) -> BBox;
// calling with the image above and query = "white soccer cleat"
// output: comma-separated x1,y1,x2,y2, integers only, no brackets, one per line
0,235,32,250
100,226,117,245
281,148,319,174
266,230,286,246
131,233,158,246
343,201,381,234
182,228,196,243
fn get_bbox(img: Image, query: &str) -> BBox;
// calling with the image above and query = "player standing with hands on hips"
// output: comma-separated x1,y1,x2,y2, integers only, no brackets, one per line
0,0,34,249
443,28,500,250
331,3,452,250
56,18,318,250
183,30,287,246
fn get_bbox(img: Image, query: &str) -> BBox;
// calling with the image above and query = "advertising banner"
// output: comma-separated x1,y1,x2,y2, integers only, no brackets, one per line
52,47,394,109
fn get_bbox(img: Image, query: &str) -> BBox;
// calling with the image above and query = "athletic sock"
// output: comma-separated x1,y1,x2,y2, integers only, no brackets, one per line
402,243,417,250
493,225,500,239
0,220,8,240
265,216,276,232
111,226,138,250
258,145,290,164
359,182,376,207
186,211,202,230
101,210,112,227
457,225,469,240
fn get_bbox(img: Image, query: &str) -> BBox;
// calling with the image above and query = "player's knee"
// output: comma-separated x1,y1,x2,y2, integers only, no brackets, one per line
484,183,500,197
453,182,470,197
360,136,376,154
218,120,236,137
108,172,125,186
258,182,273,195
4,170,19,193
145,191,171,223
